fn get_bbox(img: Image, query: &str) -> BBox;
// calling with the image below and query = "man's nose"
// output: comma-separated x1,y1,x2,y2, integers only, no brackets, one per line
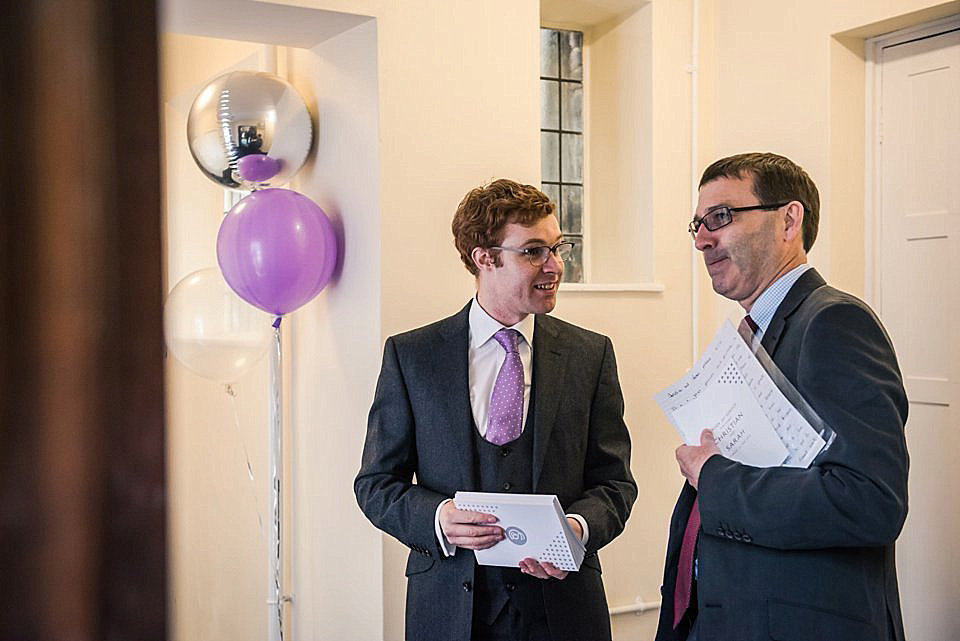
542,250,563,273
693,226,715,252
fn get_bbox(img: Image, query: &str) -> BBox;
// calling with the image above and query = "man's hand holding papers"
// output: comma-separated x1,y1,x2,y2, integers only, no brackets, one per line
656,321,829,470
676,429,721,489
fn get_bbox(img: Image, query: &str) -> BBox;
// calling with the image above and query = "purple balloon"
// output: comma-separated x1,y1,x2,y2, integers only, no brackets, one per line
237,154,282,183
217,188,338,315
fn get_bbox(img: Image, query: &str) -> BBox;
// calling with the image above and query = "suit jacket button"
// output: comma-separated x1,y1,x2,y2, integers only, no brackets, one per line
462,581,472,592
502,482,512,491
506,582,517,592
500,447,511,458
743,534,752,543
716,527,725,536
733,532,742,541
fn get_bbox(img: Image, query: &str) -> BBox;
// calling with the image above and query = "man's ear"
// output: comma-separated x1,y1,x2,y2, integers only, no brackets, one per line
472,246,495,272
783,201,805,243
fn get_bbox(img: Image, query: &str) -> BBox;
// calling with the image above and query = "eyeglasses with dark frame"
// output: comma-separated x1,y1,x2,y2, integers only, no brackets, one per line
490,241,575,266
688,202,790,238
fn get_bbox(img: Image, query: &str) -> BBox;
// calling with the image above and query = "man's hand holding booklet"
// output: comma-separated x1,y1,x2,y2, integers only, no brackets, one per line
453,492,585,571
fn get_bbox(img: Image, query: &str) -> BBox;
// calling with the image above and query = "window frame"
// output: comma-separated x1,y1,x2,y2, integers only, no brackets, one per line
540,27,587,283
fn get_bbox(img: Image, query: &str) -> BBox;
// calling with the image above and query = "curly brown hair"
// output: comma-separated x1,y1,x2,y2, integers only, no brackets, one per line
452,179,556,275
700,152,820,252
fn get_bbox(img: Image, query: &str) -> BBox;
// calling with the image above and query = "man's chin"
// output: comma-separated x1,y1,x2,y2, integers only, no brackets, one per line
710,277,734,299
533,297,558,315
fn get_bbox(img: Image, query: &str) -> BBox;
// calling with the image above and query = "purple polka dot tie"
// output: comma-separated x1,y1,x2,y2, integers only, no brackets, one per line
486,329,524,445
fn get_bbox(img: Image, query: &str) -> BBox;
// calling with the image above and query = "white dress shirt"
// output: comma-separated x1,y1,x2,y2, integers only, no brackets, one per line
434,298,588,556
468,298,534,437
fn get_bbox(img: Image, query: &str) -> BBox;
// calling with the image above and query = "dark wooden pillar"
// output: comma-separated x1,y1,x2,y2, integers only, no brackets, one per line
0,1,166,640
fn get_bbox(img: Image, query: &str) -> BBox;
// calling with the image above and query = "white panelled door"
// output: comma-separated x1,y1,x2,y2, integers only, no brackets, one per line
876,19,960,641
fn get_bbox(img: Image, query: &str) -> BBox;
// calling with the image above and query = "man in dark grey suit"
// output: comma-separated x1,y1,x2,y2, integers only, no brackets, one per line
656,153,909,641
355,179,636,641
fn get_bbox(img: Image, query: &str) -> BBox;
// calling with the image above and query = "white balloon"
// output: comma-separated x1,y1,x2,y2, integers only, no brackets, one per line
164,268,274,383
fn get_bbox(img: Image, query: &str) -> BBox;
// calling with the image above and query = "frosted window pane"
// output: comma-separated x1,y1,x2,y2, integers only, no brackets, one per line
541,80,559,130
562,236,583,283
541,132,559,182
561,133,583,183
561,82,582,132
561,185,583,234
560,31,583,80
541,183,560,210
540,29,558,78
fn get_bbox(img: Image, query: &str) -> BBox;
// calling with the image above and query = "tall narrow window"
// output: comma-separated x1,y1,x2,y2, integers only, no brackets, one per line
540,28,584,283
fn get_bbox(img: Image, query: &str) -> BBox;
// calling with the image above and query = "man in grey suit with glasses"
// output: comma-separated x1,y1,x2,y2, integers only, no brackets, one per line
356,179,636,641
656,153,909,641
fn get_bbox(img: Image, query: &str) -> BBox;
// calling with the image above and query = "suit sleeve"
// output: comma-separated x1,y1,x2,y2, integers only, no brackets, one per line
698,301,909,550
354,337,449,553
564,336,638,552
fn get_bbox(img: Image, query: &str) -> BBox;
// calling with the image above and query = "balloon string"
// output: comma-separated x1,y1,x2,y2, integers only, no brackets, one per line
268,325,285,641
224,383,265,537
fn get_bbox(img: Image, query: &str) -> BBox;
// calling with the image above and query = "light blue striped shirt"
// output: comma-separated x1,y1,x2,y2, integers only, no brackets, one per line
747,264,813,339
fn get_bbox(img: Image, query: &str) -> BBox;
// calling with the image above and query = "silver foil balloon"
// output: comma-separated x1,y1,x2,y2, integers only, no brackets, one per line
187,71,313,190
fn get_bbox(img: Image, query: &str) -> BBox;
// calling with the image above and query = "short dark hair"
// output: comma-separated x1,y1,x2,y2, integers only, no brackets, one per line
452,179,556,275
699,152,820,252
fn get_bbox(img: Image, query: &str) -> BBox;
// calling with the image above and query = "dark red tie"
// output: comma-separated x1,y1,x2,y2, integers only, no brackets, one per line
737,314,759,345
673,497,701,628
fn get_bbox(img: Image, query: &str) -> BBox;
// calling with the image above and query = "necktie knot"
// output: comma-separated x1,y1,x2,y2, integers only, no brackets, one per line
738,314,760,345
494,328,521,354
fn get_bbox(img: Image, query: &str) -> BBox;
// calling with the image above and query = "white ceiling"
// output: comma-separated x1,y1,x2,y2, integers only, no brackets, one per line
161,0,647,48
540,0,646,28
160,0,371,48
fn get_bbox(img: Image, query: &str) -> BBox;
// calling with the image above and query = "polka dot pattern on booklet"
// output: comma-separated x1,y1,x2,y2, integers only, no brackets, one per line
718,362,744,385
539,533,578,571
457,502,500,514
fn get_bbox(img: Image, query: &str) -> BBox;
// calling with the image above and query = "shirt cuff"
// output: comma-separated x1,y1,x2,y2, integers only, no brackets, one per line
566,513,589,547
435,498,457,557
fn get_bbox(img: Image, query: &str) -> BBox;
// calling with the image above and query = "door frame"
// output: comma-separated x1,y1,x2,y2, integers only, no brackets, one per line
864,13,960,310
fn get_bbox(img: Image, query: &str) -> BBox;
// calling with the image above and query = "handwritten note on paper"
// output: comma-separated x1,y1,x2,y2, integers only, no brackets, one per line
727,338,825,467
655,321,826,469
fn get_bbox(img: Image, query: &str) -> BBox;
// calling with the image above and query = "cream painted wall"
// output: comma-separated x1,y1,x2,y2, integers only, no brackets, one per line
162,35,277,641
698,0,960,347
285,20,383,641
162,1,958,640
162,14,384,641
585,4,656,283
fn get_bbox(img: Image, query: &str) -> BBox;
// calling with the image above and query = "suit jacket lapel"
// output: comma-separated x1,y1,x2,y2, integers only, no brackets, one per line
531,315,568,490
436,302,479,490
761,268,827,358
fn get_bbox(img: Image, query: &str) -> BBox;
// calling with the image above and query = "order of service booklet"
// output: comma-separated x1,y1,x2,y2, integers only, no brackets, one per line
453,491,586,572
654,320,831,468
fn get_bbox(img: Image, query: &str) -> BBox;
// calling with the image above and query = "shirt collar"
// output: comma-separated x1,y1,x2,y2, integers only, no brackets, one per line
748,263,812,333
469,297,535,349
